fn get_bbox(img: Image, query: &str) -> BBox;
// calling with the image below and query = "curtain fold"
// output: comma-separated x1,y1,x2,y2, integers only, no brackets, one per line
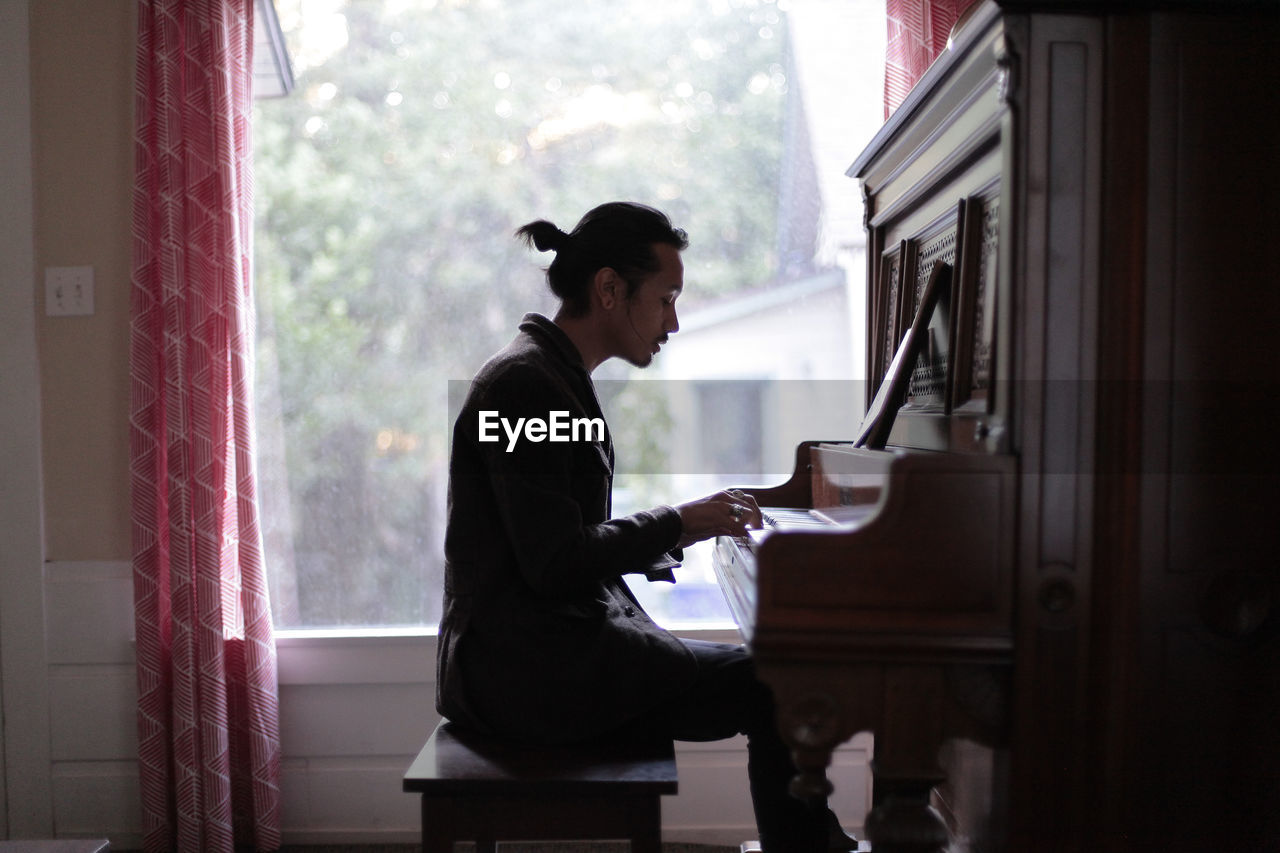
884,0,980,118
130,1,282,851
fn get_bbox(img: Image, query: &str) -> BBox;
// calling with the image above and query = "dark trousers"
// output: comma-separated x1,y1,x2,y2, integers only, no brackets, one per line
625,639,831,853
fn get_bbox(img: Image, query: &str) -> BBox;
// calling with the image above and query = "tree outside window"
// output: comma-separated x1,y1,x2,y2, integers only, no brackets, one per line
254,0,880,629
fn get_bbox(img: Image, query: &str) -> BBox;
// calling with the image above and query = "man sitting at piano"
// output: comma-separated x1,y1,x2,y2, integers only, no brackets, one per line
436,201,854,853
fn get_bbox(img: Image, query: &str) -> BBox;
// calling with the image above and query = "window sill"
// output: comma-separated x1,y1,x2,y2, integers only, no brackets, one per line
275,625,440,643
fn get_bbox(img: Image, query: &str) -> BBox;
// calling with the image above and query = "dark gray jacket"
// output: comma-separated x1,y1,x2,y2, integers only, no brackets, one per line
436,314,696,743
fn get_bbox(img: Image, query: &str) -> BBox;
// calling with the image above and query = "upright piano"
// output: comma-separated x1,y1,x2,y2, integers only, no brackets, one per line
714,8,1017,849
714,2,1280,851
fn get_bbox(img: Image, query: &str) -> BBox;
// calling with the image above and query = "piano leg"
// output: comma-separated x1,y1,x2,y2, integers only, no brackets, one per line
764,663,955,853
863,666,951,853
864,772,949,853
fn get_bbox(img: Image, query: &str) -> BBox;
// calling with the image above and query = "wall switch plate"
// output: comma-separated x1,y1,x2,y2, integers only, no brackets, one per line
46,266,95,316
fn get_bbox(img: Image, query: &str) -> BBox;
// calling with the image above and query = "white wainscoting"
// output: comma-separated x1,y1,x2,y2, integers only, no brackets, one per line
43,560,142,846
39,561,872,847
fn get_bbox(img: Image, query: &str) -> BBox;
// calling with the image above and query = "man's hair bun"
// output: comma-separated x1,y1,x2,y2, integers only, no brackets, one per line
515,203,688,317
514,220,570,253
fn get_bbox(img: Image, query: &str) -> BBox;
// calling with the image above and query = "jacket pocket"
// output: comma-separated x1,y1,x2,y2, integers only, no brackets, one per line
545,597,608,621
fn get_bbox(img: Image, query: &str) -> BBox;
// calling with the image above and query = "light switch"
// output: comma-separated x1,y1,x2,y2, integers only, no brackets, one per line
45,266,95,316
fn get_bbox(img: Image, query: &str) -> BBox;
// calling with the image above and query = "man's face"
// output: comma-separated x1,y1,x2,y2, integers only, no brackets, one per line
614,242,683,368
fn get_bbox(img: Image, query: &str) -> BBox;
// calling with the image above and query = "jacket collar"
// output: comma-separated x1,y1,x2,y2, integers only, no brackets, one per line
518,313,588,373
517,314,610,449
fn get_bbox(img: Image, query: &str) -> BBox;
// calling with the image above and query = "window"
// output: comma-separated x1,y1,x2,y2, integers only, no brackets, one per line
697,380,766,475
253,0,885,629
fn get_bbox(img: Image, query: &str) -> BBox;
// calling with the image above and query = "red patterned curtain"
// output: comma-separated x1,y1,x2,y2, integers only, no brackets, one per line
130,1,281,851
884,0,979,118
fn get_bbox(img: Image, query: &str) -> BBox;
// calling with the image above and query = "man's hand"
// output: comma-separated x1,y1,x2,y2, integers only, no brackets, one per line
675,489,763,548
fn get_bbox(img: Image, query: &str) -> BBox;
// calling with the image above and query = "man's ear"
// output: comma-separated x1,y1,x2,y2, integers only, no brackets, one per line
593,267,621,310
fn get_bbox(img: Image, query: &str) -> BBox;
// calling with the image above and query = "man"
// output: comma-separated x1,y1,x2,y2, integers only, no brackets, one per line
436,202,850,853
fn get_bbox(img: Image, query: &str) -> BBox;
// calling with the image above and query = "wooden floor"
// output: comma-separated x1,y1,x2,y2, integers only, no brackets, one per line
102,841,737,853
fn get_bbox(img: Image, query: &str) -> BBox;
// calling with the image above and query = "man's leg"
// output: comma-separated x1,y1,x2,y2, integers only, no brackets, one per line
637,639,829,853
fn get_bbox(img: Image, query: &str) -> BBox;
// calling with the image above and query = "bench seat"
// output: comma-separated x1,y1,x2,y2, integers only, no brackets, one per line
404,721,678,853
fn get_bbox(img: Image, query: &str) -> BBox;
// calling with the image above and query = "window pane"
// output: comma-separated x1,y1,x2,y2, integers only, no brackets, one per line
254,0,884,629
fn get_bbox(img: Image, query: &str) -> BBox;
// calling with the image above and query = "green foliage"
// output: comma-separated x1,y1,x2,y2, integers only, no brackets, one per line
254,0,789,626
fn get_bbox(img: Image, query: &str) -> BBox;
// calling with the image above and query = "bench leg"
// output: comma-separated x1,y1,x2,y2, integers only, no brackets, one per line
422,828,453,853
632,825,661,853
629,795,662,853
421,796,455,853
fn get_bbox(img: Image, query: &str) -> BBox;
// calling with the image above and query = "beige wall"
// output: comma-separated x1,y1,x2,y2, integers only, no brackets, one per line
32,0,135,561
2,4,138,839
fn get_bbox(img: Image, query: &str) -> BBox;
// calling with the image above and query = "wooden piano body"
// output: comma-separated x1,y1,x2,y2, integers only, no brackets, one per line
714,2,1280,851
717,444,1014,659
714,441,1015,848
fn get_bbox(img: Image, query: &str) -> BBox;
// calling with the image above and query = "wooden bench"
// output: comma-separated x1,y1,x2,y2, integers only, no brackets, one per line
403,721,678,853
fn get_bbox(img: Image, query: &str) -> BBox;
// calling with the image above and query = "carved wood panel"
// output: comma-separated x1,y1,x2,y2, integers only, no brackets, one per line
970,198,999,393
952,188,1001,413
880,247,903,386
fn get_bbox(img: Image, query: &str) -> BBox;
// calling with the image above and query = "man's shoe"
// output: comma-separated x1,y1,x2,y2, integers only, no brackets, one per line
826,809,864,851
